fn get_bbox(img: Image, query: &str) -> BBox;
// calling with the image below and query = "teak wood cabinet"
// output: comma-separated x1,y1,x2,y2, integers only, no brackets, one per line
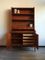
7,8,38,49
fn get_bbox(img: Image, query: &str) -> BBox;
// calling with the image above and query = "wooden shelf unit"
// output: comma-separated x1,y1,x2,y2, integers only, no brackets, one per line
7,8,38,49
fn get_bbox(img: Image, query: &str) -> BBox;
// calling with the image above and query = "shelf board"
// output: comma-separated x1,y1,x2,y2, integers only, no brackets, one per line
12,20,34,22
11,29,34,31
11,30,35,34
12,14,34,16
12,8,34,10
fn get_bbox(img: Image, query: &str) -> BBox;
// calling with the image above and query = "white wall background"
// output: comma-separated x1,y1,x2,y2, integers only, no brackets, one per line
0,0,45,46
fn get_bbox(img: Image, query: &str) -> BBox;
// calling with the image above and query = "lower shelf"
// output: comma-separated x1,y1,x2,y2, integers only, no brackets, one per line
6,32,38,49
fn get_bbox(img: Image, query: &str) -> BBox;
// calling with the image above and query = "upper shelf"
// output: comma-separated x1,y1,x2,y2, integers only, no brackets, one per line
12,8,34,15
12,15,34,20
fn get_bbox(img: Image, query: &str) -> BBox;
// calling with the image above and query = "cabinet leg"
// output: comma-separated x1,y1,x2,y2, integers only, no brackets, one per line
33,47,36,51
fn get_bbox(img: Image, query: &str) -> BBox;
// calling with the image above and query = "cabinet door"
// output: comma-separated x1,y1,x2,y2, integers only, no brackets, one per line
11,33,23,47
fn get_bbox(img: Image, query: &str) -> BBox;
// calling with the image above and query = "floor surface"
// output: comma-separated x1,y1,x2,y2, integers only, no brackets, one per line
0,47,45,60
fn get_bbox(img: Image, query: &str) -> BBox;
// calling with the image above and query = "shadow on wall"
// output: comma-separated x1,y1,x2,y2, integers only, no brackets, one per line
6,9,11,32
0,9,11,46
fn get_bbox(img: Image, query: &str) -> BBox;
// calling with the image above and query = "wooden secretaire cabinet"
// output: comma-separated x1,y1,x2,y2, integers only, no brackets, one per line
7,8,38,49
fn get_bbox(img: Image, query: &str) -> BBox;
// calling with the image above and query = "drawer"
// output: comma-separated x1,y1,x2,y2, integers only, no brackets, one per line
23,36,34,39
23,34,33,36
23,40,34,43
23,43,34,46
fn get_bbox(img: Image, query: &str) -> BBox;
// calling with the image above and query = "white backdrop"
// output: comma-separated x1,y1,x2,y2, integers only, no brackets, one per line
0,0,45,46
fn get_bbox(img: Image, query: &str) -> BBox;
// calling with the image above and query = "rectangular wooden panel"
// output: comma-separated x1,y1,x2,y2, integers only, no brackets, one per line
12,15,34,20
